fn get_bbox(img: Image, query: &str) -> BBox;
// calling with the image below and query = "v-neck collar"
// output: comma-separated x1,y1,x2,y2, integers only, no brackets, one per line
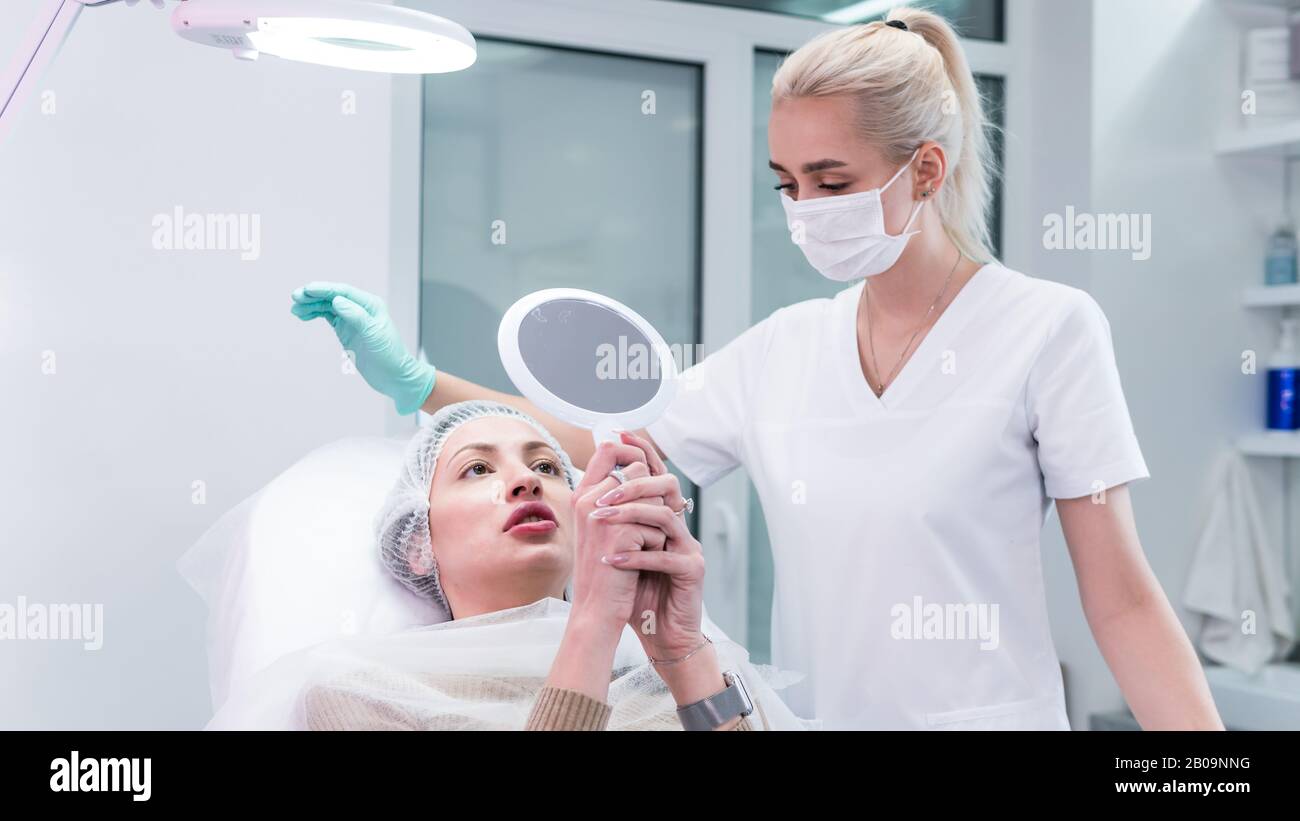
836,263,1005,415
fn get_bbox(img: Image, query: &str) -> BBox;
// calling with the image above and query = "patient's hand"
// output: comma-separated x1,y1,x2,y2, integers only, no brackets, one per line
590,433,738,725
540,438,674,704
591,432,706,664
568,439,668,630
552,434,726,720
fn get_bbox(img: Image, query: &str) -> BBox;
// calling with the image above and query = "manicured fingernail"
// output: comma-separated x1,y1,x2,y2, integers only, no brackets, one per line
589,507,618,519
596,489,623,506
602,554,629,565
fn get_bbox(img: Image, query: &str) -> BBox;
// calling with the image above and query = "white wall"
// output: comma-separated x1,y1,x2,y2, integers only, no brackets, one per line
1027,0,1291,729
0,0,397,728
1008,0,1102,730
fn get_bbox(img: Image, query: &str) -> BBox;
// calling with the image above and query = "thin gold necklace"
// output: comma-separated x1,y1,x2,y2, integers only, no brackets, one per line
864,249,962,398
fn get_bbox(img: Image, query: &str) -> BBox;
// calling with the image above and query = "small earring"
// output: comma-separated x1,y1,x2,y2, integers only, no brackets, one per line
921,189,934,198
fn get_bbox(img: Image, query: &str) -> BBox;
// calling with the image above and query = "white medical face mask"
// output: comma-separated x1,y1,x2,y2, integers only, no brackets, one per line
779,149,924,282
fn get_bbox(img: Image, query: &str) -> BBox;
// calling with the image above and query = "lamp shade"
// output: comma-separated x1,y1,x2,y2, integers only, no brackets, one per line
172,0,476,73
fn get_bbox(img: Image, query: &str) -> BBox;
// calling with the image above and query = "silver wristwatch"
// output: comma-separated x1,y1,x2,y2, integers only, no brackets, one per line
676,670,753,731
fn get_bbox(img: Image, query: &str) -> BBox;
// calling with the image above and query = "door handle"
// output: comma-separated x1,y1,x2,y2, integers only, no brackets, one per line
706,500,741,571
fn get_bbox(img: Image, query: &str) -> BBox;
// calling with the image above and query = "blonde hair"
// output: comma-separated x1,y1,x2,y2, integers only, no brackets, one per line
772,7,996,263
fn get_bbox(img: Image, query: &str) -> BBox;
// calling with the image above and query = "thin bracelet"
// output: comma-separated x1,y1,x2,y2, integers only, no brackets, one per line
649,635,712,666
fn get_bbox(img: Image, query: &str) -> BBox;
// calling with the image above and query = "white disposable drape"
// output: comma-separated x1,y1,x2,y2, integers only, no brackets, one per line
209,597,816,731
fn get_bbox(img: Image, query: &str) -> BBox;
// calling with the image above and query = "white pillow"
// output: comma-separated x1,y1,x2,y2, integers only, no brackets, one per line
178,437,445,714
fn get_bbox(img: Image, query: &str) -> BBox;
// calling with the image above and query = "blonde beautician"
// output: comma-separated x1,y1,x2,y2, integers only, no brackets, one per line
291,8,1222,730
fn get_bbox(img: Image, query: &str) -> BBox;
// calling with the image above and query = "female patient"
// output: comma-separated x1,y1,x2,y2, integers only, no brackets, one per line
288,400,802,731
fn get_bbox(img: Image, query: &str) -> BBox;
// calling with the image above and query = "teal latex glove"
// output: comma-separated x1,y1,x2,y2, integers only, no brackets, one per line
291,282,436,415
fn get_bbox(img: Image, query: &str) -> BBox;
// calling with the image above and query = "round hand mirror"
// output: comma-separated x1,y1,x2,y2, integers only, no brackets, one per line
498,289,678,445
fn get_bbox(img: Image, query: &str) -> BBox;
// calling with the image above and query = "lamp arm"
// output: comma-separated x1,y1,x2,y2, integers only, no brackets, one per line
0,0,145,144
0,0,473,142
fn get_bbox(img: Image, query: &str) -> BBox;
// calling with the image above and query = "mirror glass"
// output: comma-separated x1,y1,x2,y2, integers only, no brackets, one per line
516,297,661,414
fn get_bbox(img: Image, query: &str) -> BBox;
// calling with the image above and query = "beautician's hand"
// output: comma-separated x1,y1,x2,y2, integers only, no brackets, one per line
594,432,706,663
290,281,436,415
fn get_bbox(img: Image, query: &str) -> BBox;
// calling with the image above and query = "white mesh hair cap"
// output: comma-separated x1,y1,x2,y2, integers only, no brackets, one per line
375,400,579,621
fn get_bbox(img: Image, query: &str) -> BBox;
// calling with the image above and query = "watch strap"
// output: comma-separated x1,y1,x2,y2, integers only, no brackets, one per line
676,671,753,731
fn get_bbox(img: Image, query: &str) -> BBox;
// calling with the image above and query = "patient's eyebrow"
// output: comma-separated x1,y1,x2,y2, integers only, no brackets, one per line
449,442,497,461
769,158,848,174
449,441,557,461
523,441,564,473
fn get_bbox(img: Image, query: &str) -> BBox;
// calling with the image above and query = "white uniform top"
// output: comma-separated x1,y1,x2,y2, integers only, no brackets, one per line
647,263,1150,730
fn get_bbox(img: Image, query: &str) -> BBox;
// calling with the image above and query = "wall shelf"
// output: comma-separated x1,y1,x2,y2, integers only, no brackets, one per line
1244,283,1300,306
1239,431,1300,456
1221,0,1300,9
1217,121,1300,157
1218,0,1300,156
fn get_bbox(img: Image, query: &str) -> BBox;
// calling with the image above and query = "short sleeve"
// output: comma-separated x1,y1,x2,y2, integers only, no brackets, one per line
646,314,778,487
1026,291,1150,500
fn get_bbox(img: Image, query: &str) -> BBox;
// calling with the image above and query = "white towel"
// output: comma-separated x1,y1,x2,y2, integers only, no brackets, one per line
1183,448,1295,673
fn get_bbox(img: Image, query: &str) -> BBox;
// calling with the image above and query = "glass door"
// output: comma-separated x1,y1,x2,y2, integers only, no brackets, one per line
418,35,703,546
390,0,1020,649
419,39,702,399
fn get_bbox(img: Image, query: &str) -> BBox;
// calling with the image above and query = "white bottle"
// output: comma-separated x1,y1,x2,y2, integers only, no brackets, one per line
1267,317,1300,430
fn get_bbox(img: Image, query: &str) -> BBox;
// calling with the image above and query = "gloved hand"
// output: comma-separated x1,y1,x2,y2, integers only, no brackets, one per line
291,282,436,415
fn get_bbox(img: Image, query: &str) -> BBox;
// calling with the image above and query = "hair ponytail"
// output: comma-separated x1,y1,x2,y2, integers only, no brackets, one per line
772,7,997,262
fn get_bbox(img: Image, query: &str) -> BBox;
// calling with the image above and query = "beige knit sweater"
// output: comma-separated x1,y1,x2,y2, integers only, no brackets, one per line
303,671,755,731
524,685,754,731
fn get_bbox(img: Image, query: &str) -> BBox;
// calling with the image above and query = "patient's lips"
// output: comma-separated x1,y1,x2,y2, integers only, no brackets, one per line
503,501,558,535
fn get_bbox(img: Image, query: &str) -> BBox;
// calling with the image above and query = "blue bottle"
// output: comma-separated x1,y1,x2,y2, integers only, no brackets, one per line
1267,317,1299,430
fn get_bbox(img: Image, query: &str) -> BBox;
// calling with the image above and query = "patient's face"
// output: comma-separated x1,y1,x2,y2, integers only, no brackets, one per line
420,417,574,614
